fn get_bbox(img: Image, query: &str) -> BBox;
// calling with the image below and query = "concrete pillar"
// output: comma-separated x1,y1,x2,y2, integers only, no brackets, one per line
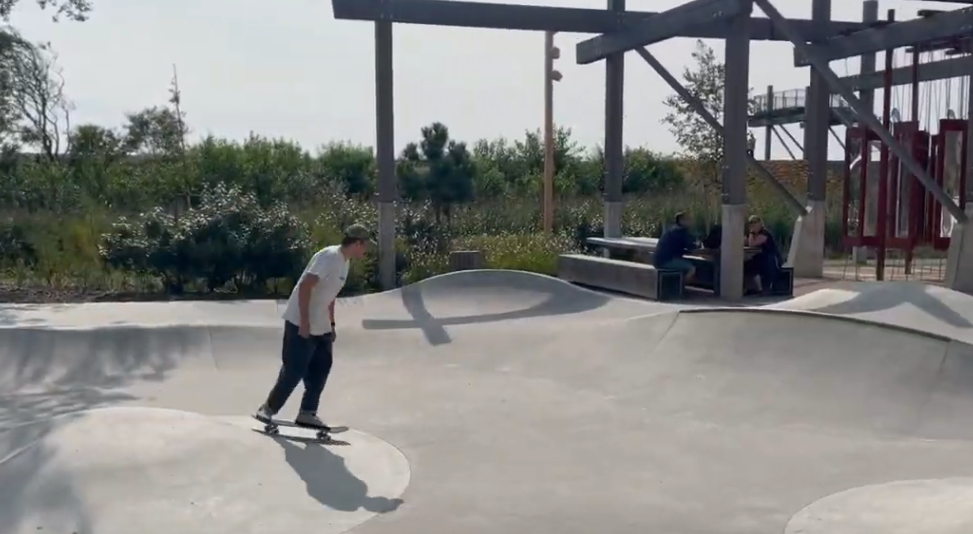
603,0,625,239
949,65,973,293
764,85,773,160
788,0,830,278
852,0,878,264
786,200,827,275
946,205,973,294
374,21,397,290
719,1,753,300
966,69,973,206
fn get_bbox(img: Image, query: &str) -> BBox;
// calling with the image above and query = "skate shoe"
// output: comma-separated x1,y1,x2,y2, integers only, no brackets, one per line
254,404,275,424
295,411,330,431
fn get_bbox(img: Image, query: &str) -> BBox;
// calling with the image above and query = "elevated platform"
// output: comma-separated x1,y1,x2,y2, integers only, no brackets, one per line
749,87,854,127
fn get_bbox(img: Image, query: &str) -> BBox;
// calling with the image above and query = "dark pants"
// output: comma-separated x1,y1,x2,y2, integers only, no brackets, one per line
745,252,780,291
264,320,334,415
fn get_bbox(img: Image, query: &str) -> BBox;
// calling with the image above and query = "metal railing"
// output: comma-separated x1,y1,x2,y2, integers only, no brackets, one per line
752,87,849,114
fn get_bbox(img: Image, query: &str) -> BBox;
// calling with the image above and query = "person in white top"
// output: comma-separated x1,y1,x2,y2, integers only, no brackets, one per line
254,224,373,429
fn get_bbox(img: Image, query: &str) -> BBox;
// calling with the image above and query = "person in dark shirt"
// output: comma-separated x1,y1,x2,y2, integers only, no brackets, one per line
701,223,722,250
744,215,782,294
653,211,698,283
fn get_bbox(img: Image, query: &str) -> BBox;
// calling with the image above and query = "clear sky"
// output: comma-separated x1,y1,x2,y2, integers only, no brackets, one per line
5,0,966,160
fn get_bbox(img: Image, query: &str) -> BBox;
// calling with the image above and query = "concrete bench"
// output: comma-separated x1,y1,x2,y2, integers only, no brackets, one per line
771,266,794,297
557,254,683,301
585,237,659,263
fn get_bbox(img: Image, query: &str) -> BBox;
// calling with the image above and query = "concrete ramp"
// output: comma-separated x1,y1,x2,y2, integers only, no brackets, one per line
0,325,285,391
358,269,659,321
624,309,973,440
0,407,409,534
3,276,973,533
768,281,973,343
354,269,672,345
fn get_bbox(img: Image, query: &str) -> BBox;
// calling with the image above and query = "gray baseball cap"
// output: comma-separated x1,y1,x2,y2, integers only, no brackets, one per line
344,223,375,244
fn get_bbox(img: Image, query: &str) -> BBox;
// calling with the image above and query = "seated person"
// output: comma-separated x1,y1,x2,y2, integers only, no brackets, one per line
653,211,698,284
744,215,782,294
701,223,722,250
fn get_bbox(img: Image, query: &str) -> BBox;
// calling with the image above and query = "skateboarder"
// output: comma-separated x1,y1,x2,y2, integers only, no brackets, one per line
254,224,373,429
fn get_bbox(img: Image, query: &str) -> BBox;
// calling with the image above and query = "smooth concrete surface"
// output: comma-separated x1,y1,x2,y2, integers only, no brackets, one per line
768,281,973,344
0,407,408,534
784,478,973,534
788,199,826,278
3,270,973,533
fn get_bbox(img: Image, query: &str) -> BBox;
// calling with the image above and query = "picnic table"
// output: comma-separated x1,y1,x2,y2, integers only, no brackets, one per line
585,236,760,262
584,236,773,295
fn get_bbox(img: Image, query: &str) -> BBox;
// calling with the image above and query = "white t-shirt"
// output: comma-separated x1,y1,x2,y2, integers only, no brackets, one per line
282,245,349,335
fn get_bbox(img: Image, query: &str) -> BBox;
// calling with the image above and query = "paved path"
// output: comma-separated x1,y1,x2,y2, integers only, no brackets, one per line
2,270,973,534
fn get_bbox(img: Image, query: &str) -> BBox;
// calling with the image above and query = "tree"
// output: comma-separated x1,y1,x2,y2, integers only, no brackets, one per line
661,39,756,193
317,141,375,199
397,122,475,223
1,0,92,22
0,28,72,161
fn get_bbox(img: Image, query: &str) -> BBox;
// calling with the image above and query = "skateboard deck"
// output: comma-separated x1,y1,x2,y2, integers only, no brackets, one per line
252,415,349,441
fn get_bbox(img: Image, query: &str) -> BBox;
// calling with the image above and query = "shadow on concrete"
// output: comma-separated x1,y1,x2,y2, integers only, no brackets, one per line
0,411,100,534
0,326,216,390
808,282,973,329
0,325,213,534
0,303,69,327
361,270,612,346
270,435,404,514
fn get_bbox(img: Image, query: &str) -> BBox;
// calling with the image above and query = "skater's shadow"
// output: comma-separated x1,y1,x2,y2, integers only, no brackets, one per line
272,436,404,514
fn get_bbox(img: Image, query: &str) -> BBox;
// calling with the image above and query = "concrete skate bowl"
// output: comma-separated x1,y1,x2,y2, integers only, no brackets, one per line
391,307,973,533
5,283,973,532
0,325,411,534
0,407,409,534
767,281,973,343
355,269,665,345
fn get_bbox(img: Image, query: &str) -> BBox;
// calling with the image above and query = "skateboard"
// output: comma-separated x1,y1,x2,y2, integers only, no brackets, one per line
252,415,349,441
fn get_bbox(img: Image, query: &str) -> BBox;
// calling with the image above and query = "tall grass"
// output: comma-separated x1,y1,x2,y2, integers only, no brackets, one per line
0,186,847,299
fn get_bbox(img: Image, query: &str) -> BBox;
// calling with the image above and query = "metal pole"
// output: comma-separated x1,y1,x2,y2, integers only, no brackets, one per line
543,30,555,233
771,126,798,160
876,9,895,281
806,0,830,203
374,21,396,290
755,0,968,223
967,67,973,205
719,0,753,300
853,0,878,264
603,0,625,239
764,85,773,160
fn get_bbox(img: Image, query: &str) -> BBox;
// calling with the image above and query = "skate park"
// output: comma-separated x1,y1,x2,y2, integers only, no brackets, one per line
8,0,973,533
4,271,973,533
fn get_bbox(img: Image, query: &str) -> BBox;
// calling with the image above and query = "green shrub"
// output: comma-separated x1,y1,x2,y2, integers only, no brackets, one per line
99,183,311,294
457,233,578,276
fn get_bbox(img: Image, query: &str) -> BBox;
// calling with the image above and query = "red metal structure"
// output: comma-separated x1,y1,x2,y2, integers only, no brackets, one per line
886,121,929,252
840,26,969,280
929,118,968,250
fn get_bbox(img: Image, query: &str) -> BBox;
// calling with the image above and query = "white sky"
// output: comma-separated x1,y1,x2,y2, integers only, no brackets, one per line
6,0,967,160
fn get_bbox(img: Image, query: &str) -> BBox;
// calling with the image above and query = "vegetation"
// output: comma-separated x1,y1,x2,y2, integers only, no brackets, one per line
0,27,844,302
